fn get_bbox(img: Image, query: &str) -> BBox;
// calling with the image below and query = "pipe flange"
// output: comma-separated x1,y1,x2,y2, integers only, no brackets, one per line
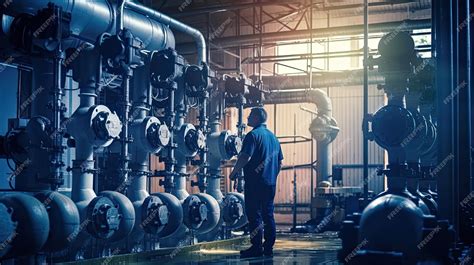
222,194,244,226
225,192,248,229
91,107,122,141
176,123,205,157
182,195,207,230
152,193,183,238
194,193,221,235
146,117,171,150
185,128,206,152
225,134,242,158
86,196,121,239
309,115,339,144
371,105,416,149
141,196,169,234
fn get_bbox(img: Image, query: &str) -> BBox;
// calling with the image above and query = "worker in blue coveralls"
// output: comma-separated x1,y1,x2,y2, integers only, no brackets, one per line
229,107,284,258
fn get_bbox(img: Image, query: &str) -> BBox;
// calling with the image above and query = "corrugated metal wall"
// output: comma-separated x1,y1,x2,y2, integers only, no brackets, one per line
330,85,386,193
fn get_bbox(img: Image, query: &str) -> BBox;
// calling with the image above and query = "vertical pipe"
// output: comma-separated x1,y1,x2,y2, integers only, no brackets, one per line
362,0,369,202
117,0,127,34
198,95,209,193
457,0,472,237
470,0,474,193
236,10,242,72
292,114,297,230
259,0,263,79
164,85,176,193
309,0,313,90
451,0,460,237
128,65,150,203
435,0,455,225
121,74,131,189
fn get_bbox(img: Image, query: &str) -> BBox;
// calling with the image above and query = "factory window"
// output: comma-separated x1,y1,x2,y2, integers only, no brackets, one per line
275,30,431,76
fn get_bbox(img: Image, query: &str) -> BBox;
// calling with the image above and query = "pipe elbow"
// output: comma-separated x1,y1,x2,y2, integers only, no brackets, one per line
307,89,332,116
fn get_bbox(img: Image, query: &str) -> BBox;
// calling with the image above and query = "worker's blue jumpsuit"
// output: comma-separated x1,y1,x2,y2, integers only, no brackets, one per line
241,124,283,250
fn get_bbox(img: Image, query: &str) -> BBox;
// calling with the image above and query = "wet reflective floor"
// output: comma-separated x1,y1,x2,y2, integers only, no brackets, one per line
59,233,342,265
152,233,342,265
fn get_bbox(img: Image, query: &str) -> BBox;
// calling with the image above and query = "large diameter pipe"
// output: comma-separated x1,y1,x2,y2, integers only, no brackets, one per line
3,0,175,51
124,1,206,64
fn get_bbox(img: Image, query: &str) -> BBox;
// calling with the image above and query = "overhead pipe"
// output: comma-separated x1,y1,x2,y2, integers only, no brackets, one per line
177,19,431,51
161,0,304,18
3,0,175,51
253,70,384,91
264,90,339,183
122,1,207,64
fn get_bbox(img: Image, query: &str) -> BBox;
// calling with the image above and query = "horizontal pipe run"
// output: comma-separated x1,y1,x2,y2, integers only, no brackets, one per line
177,19,431,51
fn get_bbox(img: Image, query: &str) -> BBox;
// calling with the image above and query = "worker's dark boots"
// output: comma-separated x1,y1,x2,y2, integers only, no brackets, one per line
240,246,263,258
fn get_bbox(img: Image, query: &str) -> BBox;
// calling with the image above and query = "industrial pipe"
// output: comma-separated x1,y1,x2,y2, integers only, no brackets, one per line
3,0,175,51
264,89,339,182
253,70,384,91
177,19,431,51
123,1,207,64
66,46,135,247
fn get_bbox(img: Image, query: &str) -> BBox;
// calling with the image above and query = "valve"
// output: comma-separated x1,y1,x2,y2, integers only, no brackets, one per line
150,48,185,87
224,74,267,108
141,196,169,235
225,134,242,158
309,115,340,145
92,110,122,141
9,3,71,53
184,63,214,96
367,105,416,150
99,29,144,75
222,194,244,225
147,122,170,150
86,196,121,239
183,195,208,230
184,128,206,153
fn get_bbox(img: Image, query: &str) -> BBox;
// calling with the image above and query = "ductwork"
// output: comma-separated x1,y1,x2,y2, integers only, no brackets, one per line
264,89,339,183
2,0,175,51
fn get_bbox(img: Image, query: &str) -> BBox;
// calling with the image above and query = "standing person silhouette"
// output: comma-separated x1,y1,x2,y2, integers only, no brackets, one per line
229,107,284,258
